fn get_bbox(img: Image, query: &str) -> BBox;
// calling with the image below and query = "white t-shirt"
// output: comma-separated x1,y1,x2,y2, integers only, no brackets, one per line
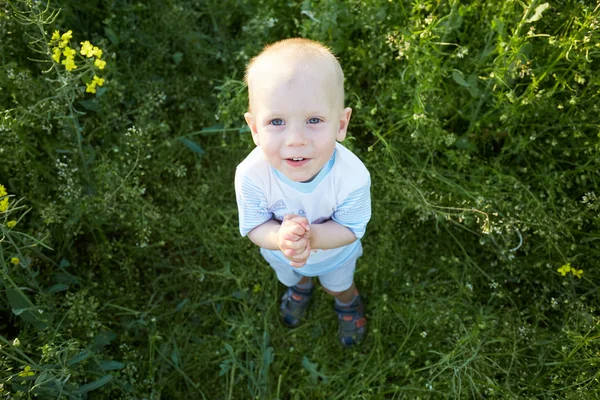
235,142,371,277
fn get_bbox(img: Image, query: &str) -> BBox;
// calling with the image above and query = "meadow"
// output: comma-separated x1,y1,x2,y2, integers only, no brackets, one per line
1,0,599,398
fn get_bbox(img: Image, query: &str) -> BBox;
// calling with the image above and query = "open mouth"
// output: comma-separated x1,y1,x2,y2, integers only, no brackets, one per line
285,157,310,167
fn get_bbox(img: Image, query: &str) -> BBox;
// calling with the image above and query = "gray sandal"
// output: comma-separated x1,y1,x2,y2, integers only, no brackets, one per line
280,285,314,327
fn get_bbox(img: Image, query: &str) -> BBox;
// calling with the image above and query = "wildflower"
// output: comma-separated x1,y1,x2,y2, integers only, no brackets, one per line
18,366,35,378
51,30,60,41
0,184,6,197
94,58,106,69
557,263,571,276
7,220,16,228
62,46,76,58
62,57,77,71
0,198,8,212
92,75,105,87
61,30,73,42
572,269,583,279
52,47,62,63
10,258,20,265
92,46,103,58
253,283,262,293
80,40,94,57
86,82,97,93
86,75,105,94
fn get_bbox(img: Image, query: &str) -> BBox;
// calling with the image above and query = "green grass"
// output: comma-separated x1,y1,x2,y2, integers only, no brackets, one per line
1,0,599,398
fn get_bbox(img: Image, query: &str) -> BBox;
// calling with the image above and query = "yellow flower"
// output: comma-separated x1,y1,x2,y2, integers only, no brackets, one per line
557,263,571,276
0,198,8,212
253,283,262,293
0,184,6,197
92,75,105,86
61,30,73,41
572,269,583,279
63,46,76,58
80,40,94,57
10,257,19,265
94,58,106,70
86,82,97,94
91,46,103,58
62,57,77,71
7,220,16,228
52,47,62,63
51,30,60,41
18,366,35,378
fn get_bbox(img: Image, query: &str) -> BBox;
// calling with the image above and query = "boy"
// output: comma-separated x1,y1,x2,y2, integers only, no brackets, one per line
234,38,371,347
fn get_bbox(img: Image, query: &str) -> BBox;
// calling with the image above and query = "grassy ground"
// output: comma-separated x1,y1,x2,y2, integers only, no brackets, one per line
1,0,599,398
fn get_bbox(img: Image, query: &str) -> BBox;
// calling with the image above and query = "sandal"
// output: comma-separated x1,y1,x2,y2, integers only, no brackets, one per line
280,284,314,327
335,294,367,347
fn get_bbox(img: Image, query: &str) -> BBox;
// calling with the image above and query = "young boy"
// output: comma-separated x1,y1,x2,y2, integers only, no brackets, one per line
234,38,371,347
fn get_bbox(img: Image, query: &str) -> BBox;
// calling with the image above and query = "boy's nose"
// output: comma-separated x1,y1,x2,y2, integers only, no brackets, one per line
286,127,308,146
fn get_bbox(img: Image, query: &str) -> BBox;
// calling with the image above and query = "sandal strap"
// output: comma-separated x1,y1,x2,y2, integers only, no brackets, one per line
280,284,314,327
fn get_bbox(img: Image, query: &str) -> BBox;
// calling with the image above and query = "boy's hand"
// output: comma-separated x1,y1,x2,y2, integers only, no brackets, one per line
278,215,311,268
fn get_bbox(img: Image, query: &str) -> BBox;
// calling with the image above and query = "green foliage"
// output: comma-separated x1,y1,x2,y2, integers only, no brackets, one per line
0,0,599,398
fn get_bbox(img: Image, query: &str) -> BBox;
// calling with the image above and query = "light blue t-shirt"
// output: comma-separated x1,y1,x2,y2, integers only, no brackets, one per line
234,142,371,277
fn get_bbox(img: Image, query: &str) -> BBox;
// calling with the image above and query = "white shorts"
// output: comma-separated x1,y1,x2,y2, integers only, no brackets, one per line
260,246,362,292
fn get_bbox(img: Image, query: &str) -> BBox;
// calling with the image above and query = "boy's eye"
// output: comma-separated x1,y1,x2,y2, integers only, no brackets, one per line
270,119,284,126
308,117,321,124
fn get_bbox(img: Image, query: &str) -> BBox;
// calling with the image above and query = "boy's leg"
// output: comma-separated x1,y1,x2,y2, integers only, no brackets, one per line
319,258,366,347
279,276,314,327
259,249,315,327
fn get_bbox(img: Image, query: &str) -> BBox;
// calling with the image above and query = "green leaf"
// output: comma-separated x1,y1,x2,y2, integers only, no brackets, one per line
78,99,101,112
173,52,184,65
92,330,117,350
452,70,470,87
104,27,120,45
44,283,68,294
175,298,189,312
178,138,205,156
67,350,91,366
467,74,480,97
73,374,113,394
6,287,47,330
171,350,180,367
98,360,125,371
59,258,70,268
302,356,328,384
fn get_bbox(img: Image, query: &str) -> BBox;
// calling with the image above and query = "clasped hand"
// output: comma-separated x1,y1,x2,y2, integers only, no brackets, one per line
278,214,312,268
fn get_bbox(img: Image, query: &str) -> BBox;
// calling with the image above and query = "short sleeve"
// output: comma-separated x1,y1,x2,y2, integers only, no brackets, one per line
332,179,371,239
234,172,273,237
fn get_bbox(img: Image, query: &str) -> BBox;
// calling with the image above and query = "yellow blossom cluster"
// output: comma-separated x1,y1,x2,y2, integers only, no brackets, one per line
86,75,105,94
80,40,106,69
0,184,8,212
557,262,583,279
49,30,77,71
48,30,107,90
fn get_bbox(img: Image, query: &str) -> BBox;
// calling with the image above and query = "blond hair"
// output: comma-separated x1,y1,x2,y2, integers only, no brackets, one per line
245,38,345,111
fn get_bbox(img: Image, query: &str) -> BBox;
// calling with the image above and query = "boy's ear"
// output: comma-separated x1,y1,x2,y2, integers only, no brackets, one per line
336,107,352,142
244,112,260,146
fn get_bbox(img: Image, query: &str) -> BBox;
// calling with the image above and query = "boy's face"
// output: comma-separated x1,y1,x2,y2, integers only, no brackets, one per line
245,65,352,183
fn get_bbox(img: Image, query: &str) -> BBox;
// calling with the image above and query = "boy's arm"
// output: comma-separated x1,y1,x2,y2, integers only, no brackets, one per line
316,176,371,249
309,220,358,250
247,216,310,252
246,220,281,250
